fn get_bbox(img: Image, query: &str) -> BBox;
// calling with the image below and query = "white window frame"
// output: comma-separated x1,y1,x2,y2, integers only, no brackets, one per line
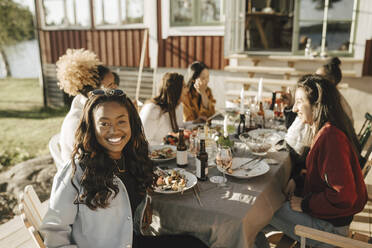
38,0,92,30
93,0,147,30
161,0,224,39
291,0,359,56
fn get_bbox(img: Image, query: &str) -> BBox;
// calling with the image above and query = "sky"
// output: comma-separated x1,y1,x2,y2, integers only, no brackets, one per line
14,0,35,13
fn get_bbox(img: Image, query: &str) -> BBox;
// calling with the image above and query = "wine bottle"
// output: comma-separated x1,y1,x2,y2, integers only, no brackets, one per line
270,92,276,110
196,139,208,181
177,128,188,168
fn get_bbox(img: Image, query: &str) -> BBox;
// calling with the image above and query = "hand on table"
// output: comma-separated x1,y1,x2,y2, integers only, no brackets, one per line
142,200,153,230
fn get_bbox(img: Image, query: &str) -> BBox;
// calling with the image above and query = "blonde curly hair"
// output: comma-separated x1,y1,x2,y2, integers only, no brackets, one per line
56,49,102,96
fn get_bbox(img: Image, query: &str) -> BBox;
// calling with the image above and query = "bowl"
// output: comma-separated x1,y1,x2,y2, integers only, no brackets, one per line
239,133,271,156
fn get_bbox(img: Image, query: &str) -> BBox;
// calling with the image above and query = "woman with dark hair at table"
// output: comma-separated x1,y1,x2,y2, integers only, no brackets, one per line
41,89,208,248
140,72,187,145
183,61,216,122
255,75,366,248
316,56,353,124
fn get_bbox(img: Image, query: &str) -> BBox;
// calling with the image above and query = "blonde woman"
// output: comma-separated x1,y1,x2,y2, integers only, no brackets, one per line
57,49,116,166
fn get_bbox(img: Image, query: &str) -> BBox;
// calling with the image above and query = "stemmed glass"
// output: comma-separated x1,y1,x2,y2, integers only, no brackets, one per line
210,146,232,188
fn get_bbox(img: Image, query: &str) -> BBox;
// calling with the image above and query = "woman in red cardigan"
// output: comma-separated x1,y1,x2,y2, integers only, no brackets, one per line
255,75,367,248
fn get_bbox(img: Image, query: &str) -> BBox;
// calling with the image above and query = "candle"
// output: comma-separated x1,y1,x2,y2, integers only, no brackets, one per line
240,87,244,114
223,115,228,138
257,77,263,102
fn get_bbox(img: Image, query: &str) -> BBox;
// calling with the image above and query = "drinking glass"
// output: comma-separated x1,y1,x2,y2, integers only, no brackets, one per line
210,146,232,188
188,132,199,157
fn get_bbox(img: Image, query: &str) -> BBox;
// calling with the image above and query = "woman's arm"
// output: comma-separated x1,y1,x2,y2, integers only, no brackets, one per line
139,104,160,144
40,167,78,248
302,132,363,217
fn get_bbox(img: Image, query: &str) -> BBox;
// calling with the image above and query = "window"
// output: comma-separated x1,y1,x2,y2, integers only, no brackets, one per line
245,0,295,52
226,0,358,56
170,0,224,27
94,0,144,27
295,0,357,55
41,0,91,28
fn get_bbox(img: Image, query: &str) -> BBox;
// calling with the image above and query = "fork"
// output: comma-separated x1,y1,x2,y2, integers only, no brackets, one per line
245,157,264,170
233,157,259,171
193,187,203,207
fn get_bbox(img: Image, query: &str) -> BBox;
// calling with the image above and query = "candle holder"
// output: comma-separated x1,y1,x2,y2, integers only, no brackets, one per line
235,113,246,138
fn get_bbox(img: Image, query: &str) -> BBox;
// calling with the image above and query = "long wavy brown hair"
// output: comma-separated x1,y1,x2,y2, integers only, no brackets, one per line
151,72,184,132
297,75,360,154
71,90,155,210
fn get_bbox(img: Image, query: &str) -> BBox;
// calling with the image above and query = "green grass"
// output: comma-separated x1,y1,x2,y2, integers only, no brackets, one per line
0,78,68,168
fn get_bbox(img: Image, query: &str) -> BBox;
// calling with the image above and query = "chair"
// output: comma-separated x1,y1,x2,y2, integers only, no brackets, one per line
358,113,372,168
18,185,48,248
294,225,372,248
48,133,64,171
358,113,372,151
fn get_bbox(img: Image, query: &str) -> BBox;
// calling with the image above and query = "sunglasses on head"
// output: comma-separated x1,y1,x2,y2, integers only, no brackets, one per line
90,89,126,97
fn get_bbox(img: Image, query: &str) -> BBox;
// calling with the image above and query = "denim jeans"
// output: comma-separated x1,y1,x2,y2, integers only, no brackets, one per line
254,202,349,248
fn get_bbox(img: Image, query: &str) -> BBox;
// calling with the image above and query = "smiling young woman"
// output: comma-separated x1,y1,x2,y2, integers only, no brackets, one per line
255,75,366,248
41,89,208,248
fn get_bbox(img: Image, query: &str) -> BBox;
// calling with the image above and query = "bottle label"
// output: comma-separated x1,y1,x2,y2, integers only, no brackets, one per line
196,159,201,178
205,166,208,177
177,151,188,165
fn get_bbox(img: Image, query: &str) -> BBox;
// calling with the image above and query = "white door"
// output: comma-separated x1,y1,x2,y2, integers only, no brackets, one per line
224,0,246,56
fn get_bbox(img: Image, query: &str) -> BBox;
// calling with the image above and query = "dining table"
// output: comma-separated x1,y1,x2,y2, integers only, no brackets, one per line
148,136,292,248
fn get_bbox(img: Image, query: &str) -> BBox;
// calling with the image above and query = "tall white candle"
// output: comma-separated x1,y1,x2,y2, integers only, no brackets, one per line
240,87,244,114
223,115,228,138
257,77,263,102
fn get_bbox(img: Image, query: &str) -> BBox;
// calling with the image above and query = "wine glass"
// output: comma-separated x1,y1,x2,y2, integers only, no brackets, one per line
210,146,232,188
188,132,199,157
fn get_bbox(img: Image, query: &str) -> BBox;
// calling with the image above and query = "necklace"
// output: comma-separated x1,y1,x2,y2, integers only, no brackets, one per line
113,159,126,173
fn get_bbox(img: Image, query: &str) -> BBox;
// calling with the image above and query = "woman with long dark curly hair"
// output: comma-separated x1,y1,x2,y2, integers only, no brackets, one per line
183,61,216,122
41,89,207,248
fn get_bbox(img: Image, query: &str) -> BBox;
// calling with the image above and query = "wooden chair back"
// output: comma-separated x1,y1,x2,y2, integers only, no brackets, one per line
359,113,372,149
18,185,47,248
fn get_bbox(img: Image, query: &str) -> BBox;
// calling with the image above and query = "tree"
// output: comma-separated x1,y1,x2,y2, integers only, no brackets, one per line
0,0,34,77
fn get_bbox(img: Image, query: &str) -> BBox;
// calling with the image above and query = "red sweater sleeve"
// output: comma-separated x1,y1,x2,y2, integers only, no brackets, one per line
307,130,358,218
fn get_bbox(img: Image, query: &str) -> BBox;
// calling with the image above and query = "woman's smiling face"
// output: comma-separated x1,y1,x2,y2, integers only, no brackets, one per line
93,101,131,159
292,88,313,124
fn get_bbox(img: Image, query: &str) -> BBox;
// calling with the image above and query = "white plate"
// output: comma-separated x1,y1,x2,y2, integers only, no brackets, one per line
217,157,270,179
154,168,197,194
247,129,285,145
149,145,177,162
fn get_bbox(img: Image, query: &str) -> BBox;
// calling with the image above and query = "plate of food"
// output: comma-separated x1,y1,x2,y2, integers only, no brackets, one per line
154,168,197,194
216,157,270,179
149,145,177,162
